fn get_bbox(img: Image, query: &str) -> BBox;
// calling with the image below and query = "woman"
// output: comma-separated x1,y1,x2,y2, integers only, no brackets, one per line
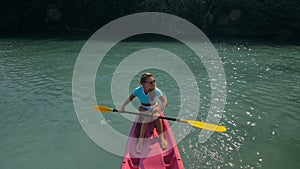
120,72,168,153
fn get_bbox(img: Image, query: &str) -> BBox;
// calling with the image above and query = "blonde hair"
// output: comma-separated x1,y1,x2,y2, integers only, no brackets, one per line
140,72,154,85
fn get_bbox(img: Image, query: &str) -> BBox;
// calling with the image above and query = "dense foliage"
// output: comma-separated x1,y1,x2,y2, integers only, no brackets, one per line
1,0,299,39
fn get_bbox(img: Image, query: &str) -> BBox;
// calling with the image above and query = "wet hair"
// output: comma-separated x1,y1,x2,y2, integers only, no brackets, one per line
140,72,154,85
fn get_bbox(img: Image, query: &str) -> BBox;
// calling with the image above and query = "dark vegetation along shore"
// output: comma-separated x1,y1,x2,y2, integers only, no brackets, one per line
1,0,299,40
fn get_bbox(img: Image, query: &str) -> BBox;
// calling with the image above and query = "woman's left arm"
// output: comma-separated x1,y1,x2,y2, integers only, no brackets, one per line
159,95,168,112
152,95,167,118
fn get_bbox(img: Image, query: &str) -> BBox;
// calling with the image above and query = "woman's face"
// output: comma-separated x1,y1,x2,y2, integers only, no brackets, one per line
143,76,156,90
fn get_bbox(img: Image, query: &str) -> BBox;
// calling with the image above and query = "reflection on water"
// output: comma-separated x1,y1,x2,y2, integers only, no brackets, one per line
179,42,300,168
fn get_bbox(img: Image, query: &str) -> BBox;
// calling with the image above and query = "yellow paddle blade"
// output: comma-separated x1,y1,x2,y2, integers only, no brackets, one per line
93,105,113,113
180,120,227,132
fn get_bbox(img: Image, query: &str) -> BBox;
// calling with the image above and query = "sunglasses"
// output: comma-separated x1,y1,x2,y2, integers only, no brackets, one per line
146,80,156,85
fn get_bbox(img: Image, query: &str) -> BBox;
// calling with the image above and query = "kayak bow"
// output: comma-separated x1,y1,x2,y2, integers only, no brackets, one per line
121,113,185,169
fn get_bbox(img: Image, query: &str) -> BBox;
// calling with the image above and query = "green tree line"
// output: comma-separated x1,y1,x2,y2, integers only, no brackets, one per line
1,0,299,39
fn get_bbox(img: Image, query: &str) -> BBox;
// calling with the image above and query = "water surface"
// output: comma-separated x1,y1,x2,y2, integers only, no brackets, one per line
0,37,299,168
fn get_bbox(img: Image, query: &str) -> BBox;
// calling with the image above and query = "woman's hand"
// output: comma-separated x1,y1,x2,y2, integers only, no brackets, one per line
119,106,125,113
151,106,161,119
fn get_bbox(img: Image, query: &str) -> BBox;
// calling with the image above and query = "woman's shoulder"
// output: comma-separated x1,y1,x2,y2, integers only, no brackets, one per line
132,86,143,94
134,86,143,90
155,87,162,95
155,87,161,91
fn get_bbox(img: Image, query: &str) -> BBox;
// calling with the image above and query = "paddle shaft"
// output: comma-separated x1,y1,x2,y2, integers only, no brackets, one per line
113,109,179,122
95,105,226,132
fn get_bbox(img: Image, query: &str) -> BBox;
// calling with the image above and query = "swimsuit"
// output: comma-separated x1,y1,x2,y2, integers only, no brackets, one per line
140,103,158,110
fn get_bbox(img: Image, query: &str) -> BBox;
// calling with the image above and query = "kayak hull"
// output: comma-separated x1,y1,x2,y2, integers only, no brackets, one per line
121,113,184,169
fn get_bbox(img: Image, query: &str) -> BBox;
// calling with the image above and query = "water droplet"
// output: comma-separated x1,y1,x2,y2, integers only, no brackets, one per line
100,119,107,124
228,162,234,167
246,111,252,116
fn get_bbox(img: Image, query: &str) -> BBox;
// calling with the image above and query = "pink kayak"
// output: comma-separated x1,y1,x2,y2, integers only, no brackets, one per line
121,113,185,169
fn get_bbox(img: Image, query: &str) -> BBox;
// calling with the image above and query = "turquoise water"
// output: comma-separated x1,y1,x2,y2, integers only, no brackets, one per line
0,37,299,169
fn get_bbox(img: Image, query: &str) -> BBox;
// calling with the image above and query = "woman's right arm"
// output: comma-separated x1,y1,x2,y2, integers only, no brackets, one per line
120,94,135,112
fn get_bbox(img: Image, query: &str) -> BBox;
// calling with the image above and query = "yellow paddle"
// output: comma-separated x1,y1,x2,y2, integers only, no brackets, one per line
93,105,227,133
